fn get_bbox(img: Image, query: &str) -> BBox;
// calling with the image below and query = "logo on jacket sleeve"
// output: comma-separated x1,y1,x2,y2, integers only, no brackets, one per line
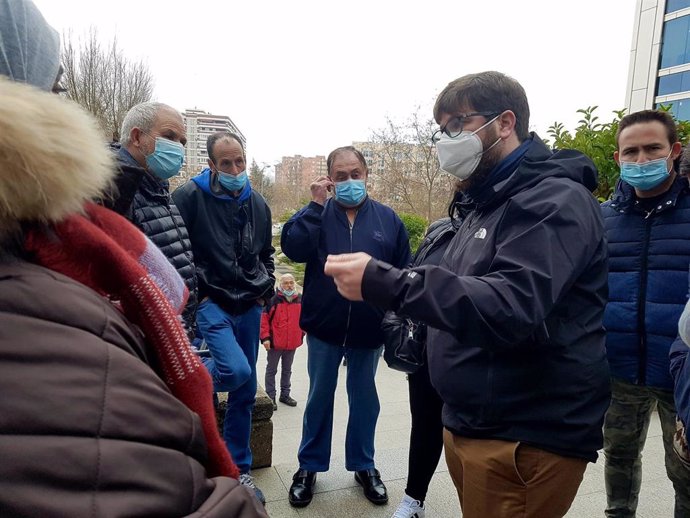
474,228,487,239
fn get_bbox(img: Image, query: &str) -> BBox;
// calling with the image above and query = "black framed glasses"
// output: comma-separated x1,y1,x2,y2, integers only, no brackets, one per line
431,111,499,143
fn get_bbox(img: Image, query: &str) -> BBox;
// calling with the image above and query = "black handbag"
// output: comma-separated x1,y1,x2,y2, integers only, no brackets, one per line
381,310,427,374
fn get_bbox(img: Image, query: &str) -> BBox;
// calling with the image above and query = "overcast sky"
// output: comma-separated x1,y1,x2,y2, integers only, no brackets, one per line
34,0,637,168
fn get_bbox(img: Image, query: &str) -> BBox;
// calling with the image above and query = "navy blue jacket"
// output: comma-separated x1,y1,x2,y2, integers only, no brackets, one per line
671,281,690,432
361,134,610,462
173,169,275,316
281,197,411,348
602,175,690,390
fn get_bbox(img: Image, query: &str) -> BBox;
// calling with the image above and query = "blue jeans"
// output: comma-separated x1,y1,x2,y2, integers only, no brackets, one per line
196,299,262,474
298,335,382,472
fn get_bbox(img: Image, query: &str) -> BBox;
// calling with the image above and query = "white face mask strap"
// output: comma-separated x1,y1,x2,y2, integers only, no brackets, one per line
471,113,501,136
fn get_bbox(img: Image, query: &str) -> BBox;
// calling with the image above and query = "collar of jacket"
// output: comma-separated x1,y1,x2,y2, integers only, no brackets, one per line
452,134,534,214
328,195,371,225
608,174,688,216
116,145,170,199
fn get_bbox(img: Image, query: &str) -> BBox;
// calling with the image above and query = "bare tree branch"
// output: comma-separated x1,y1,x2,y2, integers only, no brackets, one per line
61,28,154,142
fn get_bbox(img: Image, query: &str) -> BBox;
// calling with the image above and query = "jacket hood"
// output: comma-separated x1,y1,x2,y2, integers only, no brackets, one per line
192,168,252,202
456,133,598,213
0,77,115,233
0,0,60,92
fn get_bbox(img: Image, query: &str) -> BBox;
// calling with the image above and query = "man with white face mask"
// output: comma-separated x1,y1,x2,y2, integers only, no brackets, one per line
322,71,610,518
602,110,690,518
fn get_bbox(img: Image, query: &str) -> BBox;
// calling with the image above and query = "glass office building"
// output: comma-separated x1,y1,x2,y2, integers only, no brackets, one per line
626,0,690,119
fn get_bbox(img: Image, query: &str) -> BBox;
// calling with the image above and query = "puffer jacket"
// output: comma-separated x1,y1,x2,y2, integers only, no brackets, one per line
362,134,610,462
0,74,266,517
106,145,198,330
602,175,690,390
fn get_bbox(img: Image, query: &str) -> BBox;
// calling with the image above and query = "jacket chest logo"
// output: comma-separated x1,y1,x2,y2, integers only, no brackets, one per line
474,228,487,239
373,230,383,241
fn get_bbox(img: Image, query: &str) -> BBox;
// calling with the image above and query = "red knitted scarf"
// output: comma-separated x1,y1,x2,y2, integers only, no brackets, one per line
25,203,239,479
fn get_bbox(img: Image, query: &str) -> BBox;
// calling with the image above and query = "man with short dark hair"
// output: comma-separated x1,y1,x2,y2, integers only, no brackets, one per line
323,71,610,518
281,146,411,508
602,109,690,518
173,131,275,505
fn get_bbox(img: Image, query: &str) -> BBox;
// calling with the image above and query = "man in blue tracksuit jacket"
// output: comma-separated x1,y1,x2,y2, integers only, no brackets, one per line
602,110,690,518
281,146,411,508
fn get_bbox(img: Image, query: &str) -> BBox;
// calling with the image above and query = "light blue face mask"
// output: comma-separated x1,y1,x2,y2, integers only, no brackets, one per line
145,137,185,180
281,289,296,297
620,152,672,191
335,179,367,207
218,170,248,191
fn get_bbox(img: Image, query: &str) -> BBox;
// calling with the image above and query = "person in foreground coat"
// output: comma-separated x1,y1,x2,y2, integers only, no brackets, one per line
0,2,267,516
323,71,610,518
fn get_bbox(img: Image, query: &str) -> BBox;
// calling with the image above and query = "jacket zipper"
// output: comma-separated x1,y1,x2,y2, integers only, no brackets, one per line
636,214,653,385
342,215,355,347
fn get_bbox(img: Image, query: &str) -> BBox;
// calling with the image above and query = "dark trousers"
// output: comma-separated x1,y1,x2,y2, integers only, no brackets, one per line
264,349,296,400
405,361,444,502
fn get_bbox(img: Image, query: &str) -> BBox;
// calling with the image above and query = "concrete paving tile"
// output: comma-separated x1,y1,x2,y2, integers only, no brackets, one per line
262,498,302,517
565,488,607,517
252,466,289,503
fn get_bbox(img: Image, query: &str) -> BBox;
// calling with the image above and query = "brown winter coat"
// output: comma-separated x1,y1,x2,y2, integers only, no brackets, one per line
0,77,268,517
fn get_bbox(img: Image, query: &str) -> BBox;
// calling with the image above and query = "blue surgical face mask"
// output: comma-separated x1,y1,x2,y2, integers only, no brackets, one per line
218,170,248,191
281,288,296,297
334,179,367,207
145,137,185,180
620,152,672,191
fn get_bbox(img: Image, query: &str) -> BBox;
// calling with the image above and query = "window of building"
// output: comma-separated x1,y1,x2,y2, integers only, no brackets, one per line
657,70,690,94
660,16,690,68
656,97,690,120
667,0,690,14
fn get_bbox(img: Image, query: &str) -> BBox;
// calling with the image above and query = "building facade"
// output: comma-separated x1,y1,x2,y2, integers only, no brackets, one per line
626,0,690,118
181,109,246,178
274,155,327,191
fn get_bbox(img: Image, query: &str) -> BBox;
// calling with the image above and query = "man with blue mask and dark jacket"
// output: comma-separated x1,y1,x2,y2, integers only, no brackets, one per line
173,131,275,505
102,102,198,339
323,71,610,518
601,109,690,518
281,146,411,508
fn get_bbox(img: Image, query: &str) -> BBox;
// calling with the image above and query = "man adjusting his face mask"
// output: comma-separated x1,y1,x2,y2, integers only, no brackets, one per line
435,115,501,180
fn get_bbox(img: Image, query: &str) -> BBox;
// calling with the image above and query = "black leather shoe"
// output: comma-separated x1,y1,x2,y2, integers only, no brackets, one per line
279,395,297,407
354,468,388,504
288,469,316,507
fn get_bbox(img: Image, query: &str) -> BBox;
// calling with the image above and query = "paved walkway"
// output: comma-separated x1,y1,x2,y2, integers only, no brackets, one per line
252,345,676,517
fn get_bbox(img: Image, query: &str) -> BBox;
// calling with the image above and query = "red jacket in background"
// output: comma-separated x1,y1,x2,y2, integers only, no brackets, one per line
260,292,304,350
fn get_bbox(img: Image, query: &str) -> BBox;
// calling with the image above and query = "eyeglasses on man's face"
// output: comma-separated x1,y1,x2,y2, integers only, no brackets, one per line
431,111,499,143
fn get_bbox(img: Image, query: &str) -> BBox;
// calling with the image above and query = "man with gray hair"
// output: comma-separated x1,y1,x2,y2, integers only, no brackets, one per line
105,101,198,335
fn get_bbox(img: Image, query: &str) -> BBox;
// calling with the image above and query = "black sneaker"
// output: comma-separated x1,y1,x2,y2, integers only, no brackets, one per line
279,395,297,407
271,398,277,411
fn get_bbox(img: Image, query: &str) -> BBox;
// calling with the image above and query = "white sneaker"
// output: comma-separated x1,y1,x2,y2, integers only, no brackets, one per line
239,473,266,505
391,494,425,518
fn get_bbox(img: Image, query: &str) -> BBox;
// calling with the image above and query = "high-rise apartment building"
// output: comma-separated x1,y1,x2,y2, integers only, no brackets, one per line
626,0,690,118
274,155,327,191
181,109,246,177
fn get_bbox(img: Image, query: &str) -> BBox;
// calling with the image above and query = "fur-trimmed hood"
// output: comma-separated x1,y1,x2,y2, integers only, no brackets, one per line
0,76,115,233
